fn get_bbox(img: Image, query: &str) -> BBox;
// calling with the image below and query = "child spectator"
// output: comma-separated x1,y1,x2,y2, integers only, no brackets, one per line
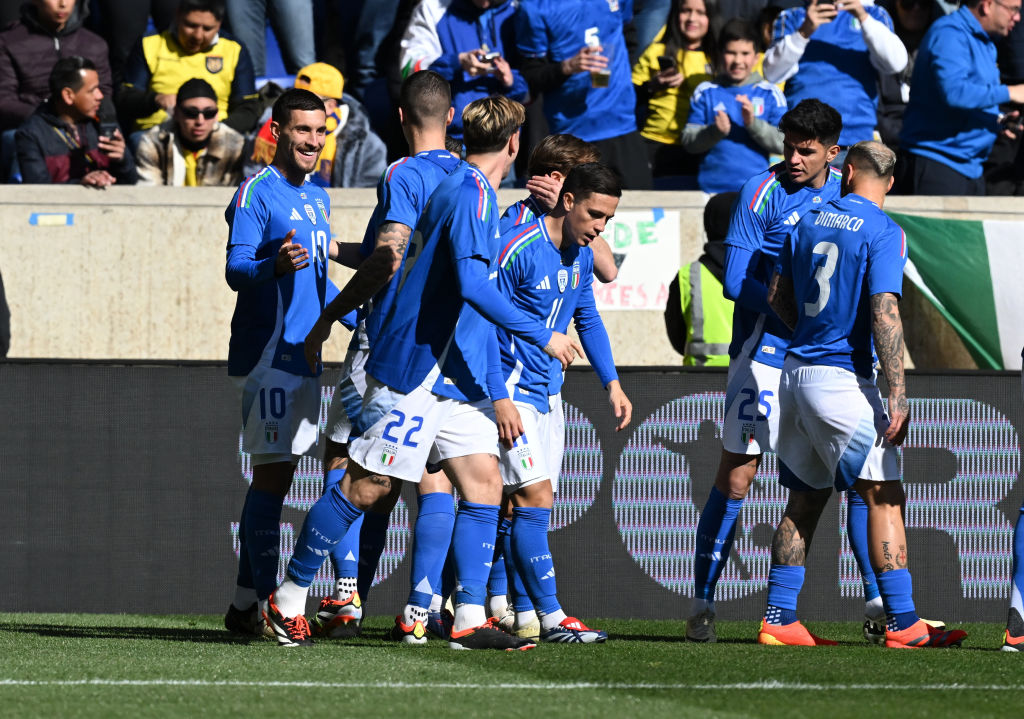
632,0,716,178
682,18,786,194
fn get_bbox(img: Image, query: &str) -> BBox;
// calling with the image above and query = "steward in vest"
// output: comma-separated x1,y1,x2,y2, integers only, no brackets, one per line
117,0,259,135
664,192,735,366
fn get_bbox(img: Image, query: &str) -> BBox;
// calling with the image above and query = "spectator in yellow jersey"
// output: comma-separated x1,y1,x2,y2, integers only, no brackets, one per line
632,0,716,178
117,0,259,135
135,78,245,186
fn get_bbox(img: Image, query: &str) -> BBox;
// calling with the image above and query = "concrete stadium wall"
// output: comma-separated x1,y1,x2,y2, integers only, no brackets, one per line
0,186,1013,367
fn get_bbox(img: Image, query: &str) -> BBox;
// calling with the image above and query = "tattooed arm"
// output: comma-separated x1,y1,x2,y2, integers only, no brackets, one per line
871,291,910,446
767,271,798,330
304,221,411,371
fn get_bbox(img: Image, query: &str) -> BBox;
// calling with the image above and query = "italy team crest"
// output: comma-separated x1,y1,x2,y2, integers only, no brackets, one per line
741,422,756,445
380,442,399,467
304,204,316,225
265,422,279,443
557,269,568,293
206,55,223,73
751,97,764,117
571,263,580,289
315,197,328,222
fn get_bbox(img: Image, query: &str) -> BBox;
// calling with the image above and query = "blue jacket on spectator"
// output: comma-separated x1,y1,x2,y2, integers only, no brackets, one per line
900,5,1009,179
400,0,528,140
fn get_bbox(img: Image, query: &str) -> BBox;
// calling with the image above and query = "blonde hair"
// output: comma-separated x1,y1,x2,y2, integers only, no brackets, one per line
846,140,896,180
462,96,526,154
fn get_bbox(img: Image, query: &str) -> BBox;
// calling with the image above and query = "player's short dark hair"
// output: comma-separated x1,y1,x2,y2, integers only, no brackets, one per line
444,134,464,157
558,162,622,204
399,70,452,129
845,140,897,180
178,0,226,20
49,56,96,98
271,88,326,127
462,96,526,154
778,99,842,148
527,134,601,178
718,18,759,52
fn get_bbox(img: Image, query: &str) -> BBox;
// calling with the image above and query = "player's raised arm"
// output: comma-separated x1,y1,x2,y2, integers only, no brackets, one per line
871,291,909,446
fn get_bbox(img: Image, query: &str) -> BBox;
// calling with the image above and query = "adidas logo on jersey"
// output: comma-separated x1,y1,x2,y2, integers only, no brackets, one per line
782,211,801,226
541,568,556,580
535,276,551,290
290,208,303,221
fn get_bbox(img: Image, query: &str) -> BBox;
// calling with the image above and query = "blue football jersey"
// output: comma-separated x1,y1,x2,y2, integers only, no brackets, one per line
348,150,463,353
725,162,842,367
499,195,545,234
777,193,907,378
515,0,636,142
494,217,617,412
365,163,505,402
226,166,334,377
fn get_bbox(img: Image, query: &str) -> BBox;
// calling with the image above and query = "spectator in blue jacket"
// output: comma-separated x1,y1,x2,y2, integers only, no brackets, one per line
763,0,907,161
898,0,1024,195
400,0,528,141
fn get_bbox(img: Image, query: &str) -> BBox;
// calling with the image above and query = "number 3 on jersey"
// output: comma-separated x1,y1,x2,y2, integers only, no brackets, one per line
805,241,838,317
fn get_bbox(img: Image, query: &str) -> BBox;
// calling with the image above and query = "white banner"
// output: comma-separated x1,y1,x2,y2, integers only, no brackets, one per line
593,208,679,311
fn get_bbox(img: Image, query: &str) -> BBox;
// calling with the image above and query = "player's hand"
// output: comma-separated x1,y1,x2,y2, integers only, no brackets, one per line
543,331,583,369
1001,109,1023,139
884,392,910,446
274,230,309,276
737,94,755,126
525,174,563,212
97,128,126,161
81,169,116,187
303,316,332,373
653,67,683,89
714,109,731,135
800,2,837,37
493,398,524,449
459,49,493,77
561,45,607,76
607,380,632,432
492,55,515,88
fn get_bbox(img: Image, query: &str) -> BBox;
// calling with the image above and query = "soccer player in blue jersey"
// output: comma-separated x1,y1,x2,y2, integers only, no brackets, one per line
312,70,462,640
263,95,584,648
492,162,632,644
763,140,967,649
222,88,355,637
686,99,882,643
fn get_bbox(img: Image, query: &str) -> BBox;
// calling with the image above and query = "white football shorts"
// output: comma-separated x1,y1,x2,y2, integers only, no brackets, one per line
776,356,900,491
347,374,498,482
324,346,369,444
233,364,320,465
721,354,781,455
498,394,565,493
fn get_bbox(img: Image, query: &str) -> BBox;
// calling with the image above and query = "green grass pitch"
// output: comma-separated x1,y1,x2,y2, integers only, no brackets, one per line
1,614,1021,718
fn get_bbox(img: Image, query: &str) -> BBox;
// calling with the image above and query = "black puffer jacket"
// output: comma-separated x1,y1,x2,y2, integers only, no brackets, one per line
0,2,113,130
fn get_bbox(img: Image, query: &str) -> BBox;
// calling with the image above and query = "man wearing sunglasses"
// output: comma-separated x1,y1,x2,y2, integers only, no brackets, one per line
135,77,245,186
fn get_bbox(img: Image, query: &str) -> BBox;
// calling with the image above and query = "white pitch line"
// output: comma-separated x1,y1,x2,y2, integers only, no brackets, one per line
0,680,1023,691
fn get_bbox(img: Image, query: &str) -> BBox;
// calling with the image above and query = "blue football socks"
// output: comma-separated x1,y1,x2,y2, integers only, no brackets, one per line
407,492,455,610
693,486,744,604
286,479,363,587
512,506,560,616
846,489,880,604
234,489,254,601
242,487,285,600
504,521,533,613
877,568,919,631
1010,507,1024,621
451,501,499,608
765,565,805,625
487,517,511,600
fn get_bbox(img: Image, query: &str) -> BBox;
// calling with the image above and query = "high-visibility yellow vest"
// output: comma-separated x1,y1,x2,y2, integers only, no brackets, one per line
679,262,733,367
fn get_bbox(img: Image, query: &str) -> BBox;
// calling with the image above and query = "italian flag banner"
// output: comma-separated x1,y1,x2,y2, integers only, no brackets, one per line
887,212,1024,370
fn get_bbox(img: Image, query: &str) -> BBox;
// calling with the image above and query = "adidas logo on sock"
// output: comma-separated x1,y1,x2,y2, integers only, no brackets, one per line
535,276,551,290
541,568,556,580
309,546,330,557
290,208,303,221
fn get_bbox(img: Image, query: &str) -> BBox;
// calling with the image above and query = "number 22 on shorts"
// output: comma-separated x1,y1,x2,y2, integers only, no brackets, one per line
381,409,424,447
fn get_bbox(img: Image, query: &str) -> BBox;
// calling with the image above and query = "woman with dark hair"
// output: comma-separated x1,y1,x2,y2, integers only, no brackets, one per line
632,0,718,179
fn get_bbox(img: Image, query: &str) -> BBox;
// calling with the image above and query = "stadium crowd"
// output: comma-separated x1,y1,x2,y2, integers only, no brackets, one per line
3,0,1024,195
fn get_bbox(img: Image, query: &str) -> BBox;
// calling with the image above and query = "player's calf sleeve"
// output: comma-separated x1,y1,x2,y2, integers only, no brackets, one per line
693,486,743,603
243,487,285,601
876,568,919,631
356,509,391,601
845,489,880,602
764,565,805,625
286,481,363,587
407,492,456,609
451,501,500,608
504,522,533,613
511,506,560,616
487,517,511,599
